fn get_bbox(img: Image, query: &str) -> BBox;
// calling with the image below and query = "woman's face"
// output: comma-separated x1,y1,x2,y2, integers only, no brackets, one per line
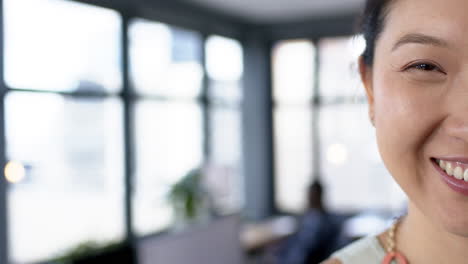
366,0,468,235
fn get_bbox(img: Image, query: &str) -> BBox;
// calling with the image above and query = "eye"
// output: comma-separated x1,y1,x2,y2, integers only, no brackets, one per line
405,61,446,74
413,63,437,71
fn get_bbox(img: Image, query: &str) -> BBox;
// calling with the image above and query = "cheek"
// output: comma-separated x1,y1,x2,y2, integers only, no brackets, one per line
372,71,442,186
374,77,424,156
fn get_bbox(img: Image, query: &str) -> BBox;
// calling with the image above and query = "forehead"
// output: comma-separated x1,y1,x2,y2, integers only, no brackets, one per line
381,0,468,47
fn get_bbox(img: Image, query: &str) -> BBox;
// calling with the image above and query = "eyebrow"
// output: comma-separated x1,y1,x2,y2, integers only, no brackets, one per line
392,33,450,52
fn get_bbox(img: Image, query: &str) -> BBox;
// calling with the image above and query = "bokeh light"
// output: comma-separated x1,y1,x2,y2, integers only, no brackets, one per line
327,143,348,166
4,161,26,184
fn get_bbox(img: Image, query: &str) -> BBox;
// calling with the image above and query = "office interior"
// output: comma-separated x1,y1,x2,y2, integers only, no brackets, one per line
0,0,409,263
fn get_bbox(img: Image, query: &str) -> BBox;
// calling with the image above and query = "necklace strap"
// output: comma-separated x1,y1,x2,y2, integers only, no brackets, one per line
382,217,409,264
385,219,398,252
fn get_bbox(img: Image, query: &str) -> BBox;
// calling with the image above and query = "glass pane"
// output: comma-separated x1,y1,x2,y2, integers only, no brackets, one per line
319,35,366,99
209,82,242,105
206,36,243,103
207,106,243,213
133,101,203,235
272,40,315,104
129,19,203,98
274,106,314,213
6,92,125,263
4,0,122,93
206,36,243,82
319,104,407,212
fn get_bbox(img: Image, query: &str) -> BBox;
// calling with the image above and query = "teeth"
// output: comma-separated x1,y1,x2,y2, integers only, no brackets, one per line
440,160,446,170
454,167,464,180
446,162,454,176
437,159,468,181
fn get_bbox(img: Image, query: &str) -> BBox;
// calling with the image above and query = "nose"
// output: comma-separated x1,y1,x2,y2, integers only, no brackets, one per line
444,116,468,143
444,88,468,143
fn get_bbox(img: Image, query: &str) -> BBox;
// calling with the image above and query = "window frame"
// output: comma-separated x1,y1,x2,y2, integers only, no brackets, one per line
0,0,246,263
272,36,389,215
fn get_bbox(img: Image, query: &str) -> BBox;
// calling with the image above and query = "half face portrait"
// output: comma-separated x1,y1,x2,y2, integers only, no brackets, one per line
361,0,468,236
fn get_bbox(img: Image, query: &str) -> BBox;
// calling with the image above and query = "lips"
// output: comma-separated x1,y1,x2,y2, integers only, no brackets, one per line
433,158,468,196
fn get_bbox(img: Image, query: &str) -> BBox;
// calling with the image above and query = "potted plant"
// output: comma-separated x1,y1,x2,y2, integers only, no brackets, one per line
167,168,212,228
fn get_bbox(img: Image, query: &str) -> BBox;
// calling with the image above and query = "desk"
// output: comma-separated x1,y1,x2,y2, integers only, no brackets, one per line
240,216,297,252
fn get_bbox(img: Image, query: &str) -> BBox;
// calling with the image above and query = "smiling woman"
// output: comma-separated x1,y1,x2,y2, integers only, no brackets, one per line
322,0,468,263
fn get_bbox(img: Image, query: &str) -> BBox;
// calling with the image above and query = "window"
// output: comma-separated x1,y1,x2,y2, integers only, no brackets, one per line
129,19,203,98
317,36,406,212
4,0,124,262
205,36,244,212
6,93,125,263
2,1,246,261
206,36,243,103
319,103,405,211
273,40,315,212
133,101,204,235
129,19,205,235
4,0,122,93
273,36,407,214
319,36,365,100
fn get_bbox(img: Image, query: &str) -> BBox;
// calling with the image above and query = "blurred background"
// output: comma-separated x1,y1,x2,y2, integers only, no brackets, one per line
0,0,409,263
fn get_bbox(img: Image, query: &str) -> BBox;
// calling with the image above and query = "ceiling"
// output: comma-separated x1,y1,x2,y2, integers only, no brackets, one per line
185,0,366,23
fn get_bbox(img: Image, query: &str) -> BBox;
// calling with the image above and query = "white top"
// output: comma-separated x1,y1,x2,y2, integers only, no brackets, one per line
330,236,387,264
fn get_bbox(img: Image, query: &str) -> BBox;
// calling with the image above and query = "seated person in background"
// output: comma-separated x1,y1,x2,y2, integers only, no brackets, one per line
277,180,345,264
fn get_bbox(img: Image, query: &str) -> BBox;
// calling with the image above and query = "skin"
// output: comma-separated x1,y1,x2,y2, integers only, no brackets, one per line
324,0,468,263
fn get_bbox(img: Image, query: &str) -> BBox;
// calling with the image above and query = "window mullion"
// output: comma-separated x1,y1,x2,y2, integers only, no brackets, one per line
312,38,322,182
0,0,9,262
201,33,211,162
121,12,136,248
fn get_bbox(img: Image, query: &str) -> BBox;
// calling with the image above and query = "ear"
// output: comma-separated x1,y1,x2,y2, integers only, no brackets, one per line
358,56,375,126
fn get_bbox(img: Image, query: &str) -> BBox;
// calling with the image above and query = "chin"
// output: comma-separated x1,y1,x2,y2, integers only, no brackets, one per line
440,215,468,238
412,190,468,238
434,203,468,238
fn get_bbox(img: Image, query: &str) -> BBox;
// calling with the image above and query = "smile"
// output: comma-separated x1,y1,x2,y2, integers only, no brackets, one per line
433,158,468,196
435,159,468,181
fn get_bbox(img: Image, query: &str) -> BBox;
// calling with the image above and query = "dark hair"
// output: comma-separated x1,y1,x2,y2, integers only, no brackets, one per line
307,180,324,210
359,0,393,66
309,180,323,196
